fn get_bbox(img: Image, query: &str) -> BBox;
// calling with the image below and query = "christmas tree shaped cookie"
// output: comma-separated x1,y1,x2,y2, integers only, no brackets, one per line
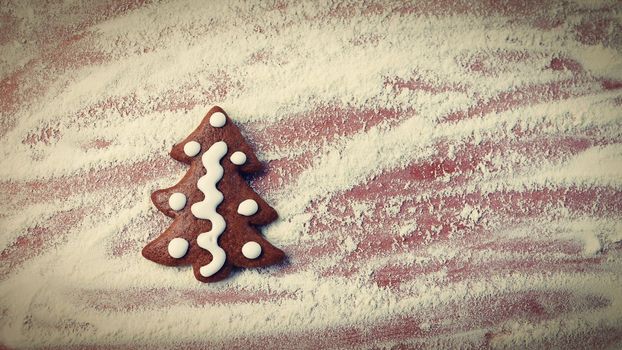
142,106,284,282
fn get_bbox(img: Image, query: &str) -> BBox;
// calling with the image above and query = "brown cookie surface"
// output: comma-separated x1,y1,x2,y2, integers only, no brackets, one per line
142,106,284,283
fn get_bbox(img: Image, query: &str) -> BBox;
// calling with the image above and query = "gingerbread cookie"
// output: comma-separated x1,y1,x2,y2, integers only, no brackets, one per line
142,106,285,282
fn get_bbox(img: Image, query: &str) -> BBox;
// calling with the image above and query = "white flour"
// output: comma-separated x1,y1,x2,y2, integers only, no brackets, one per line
1,0,621,348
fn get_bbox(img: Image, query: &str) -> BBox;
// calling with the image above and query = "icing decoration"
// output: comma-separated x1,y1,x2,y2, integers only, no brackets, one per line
183,141,201,157
168,192,187,211
230,151,247,165
242,241,262,259
168,238,189,258
237,199,258,216
191,141,228,277
209,112,226,127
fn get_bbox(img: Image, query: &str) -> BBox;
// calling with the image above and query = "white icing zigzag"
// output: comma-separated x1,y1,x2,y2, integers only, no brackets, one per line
191,141,228,277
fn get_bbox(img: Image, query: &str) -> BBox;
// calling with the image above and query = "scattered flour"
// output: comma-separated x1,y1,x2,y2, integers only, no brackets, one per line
0,0,621,349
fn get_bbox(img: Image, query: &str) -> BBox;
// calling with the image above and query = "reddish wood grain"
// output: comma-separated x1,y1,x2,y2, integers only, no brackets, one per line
1,0,621,349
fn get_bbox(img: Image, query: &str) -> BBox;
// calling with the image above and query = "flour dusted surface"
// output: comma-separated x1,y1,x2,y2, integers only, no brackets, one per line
1,0,622,349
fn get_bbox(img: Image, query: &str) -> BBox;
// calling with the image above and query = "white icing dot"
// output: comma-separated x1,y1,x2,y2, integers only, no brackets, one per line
209,112,226,128
237,199,258,216
168,192,187,211
242,241,262,259
183,141,201,157
230,151,247,165
167,238,189,259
